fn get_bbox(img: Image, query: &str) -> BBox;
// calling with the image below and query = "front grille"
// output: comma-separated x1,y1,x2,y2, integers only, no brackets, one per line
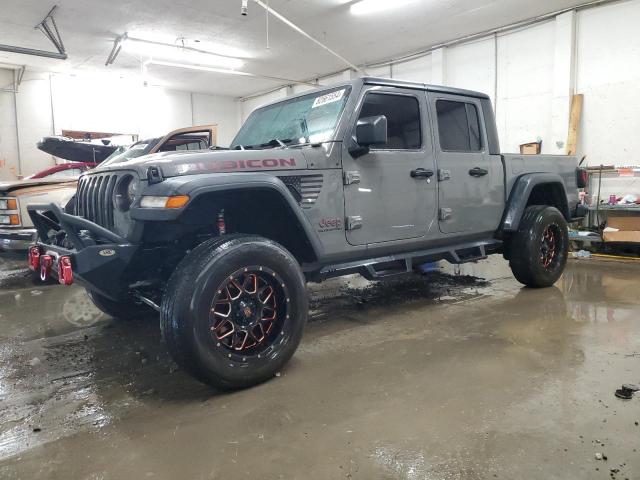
75,173,119,229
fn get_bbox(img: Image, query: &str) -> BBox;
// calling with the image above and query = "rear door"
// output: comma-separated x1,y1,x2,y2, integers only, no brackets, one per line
343,87,438,246
428,93,504,235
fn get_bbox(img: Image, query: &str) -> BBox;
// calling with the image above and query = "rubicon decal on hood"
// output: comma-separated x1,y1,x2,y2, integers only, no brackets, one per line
198,158,296,170
170,158,297,176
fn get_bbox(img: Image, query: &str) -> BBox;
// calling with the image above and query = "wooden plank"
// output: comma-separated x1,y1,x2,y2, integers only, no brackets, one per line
566,94,584,156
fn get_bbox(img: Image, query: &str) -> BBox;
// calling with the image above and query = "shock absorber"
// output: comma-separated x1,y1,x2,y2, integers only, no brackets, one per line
217,209,226,236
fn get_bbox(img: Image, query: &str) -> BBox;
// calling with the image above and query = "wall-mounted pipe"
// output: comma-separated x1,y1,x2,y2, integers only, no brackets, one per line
251,0,366,75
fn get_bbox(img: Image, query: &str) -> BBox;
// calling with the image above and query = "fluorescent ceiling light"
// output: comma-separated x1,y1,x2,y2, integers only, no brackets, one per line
350,0,418,15
122,37,243,70
147,60,253,77
145,60,318,87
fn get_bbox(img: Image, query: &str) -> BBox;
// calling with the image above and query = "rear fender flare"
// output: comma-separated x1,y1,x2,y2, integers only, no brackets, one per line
500,173,570,232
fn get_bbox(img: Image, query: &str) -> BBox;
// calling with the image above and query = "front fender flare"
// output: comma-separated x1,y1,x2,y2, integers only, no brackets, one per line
130,173,324,260
500,173,570,232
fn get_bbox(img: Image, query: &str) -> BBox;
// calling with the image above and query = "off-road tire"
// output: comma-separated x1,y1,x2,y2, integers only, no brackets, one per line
508,205,568,288
160,235,308,390
86,289,153,321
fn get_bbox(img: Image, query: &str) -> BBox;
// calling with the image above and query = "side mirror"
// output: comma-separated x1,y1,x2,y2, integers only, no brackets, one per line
349,115,387,158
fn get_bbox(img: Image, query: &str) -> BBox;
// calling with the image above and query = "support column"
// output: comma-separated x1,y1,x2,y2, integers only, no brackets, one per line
551,10,577,154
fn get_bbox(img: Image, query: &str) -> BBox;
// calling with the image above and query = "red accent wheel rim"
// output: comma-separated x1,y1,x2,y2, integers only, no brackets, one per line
540,224,560,268
209,266,289,354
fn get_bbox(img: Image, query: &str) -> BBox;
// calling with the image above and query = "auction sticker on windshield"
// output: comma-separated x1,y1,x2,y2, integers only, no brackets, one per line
312,89,345,109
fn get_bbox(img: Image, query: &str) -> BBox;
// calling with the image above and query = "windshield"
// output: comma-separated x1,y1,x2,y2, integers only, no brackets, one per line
98,139,160,167
231,86,351,149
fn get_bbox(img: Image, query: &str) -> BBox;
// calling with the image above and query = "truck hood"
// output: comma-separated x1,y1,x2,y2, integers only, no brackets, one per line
0,178,79,196
92,149,309,178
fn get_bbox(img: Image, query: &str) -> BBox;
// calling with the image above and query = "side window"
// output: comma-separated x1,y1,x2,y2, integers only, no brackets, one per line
358,93,421,150
436,100,483,152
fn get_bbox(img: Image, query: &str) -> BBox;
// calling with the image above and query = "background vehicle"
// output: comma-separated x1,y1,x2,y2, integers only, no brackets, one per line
1,179,78,251
28,78,585,389
37,136,119,163
1,125,216,251
23,162,97,180
98,125,218,168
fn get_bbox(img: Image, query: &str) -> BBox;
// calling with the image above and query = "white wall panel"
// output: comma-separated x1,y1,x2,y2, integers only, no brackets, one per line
192,93,241,147
16,72,55,176
137,87,192,138
318,71,351,86
496,21,555,154
576,0,640,166
291,84,318,95
51,74,142,136
0,71,241,178
363,65,391,78
392,56,431,83
446,39,495,103
0,69,19,180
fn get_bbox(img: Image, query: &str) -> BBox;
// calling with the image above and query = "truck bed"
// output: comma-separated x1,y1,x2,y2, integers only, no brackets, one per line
502,153,580,208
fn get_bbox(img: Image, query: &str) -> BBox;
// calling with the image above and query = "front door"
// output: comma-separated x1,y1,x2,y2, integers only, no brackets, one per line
428,93,504,235
343,88,438,246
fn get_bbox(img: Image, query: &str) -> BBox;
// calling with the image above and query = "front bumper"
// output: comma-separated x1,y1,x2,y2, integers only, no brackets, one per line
27,203,138,300
0,228,37,251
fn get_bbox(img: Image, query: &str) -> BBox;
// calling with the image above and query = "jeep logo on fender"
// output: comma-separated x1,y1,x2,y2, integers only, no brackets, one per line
318,217,343,233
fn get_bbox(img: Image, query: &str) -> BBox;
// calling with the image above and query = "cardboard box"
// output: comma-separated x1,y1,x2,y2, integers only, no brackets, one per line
603,216,640,243
519,142,542,155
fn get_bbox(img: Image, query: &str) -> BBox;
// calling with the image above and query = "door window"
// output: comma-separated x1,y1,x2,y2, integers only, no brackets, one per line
435,100,482,152
358,93,421,150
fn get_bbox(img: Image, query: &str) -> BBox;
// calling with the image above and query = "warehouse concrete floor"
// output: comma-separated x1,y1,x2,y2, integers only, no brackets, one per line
0,255,639,480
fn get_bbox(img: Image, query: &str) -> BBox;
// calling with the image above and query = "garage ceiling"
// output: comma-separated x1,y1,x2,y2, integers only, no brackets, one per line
1,0,588,97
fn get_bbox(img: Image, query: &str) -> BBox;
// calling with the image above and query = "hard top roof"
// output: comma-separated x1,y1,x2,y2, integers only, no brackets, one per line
360,76,490,99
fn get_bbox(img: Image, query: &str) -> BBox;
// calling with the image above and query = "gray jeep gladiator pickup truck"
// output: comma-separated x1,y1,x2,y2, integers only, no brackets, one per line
28,77,587,389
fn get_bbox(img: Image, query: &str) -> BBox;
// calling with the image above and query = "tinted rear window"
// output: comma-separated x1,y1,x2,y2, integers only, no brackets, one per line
436,100,482,152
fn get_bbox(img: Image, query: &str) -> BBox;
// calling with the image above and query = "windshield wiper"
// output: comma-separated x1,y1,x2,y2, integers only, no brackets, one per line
267,138,291,149
243,138,293,150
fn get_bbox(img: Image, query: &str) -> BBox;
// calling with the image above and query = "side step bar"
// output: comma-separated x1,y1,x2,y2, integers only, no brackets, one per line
316,240,502,281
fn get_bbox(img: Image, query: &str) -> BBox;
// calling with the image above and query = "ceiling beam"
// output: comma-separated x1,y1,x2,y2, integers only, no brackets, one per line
0,5,67,61
0,44,66,60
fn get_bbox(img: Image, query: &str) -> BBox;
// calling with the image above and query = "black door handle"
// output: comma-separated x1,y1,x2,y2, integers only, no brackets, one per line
410,168,434,179
469,167,488,177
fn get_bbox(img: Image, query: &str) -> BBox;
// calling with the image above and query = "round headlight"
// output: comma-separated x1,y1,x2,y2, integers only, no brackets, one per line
115,175,137,211
127,178,137,203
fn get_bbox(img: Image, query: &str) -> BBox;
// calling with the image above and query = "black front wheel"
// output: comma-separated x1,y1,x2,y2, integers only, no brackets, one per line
507,205,569,288
160,235,308,390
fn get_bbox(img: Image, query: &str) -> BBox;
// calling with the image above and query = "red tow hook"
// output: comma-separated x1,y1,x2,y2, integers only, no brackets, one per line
39,255,53,281
58,256,74,286
28,246,41,271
